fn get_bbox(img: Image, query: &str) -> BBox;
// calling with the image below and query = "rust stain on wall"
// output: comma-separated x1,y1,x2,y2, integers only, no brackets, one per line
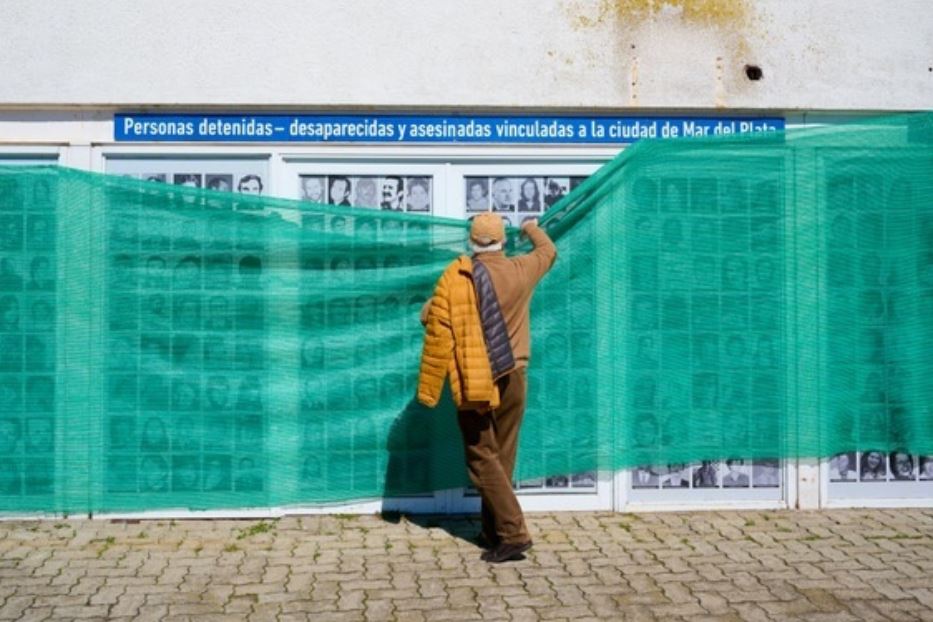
617,0,748,27
565,0,760,107
571,0,750,30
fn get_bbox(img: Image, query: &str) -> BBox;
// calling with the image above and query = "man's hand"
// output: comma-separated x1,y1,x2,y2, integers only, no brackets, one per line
520,218,539,241
419,297,433,327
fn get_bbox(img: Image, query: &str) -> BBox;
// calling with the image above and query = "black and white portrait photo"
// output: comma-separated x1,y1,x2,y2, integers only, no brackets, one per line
722,459,750,487
829,452,857,482
490,177,515,212
26,215,54,249
173,255,201,291
206,174,233,192
139,455,169,493
174,174,202,188
516,178,542,212
299,175,325,204
860,451,887,481
914,455,933,481
0,294,19,331
662,464,690,488
0,417,20,454
328,176,352,206
752,459,781,487
405,177,431,212
544,177,568,208
140,416,168,452
235,456,262,492
237,175,263,195
465,178,489,212
632,466,659,488
172,455,200,492
25,376,53,412
202,455,231,492
0,215,23,251
571,471,596,488
693,461,719,488
27,256,54,291
890,451,916,481
380,176,405,211
0,257,23,291
353,177,378,208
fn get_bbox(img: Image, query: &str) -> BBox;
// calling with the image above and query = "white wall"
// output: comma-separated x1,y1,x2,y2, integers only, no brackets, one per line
0,0,930,111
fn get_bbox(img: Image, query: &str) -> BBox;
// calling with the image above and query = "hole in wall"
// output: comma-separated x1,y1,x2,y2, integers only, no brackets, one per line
744,64,763,81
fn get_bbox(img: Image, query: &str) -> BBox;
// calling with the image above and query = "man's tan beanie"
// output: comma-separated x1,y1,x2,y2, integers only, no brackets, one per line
470,212,505,246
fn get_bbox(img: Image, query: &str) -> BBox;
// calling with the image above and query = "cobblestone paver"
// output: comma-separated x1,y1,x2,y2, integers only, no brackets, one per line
1,509,932,621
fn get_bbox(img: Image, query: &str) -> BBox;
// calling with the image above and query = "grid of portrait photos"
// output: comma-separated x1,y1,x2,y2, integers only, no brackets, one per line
0,174,57,499
464,176,584,228
119,172,266,196
825,172,933,490
631,460,781,490
829,451,933,483
299,175,433,213
105,174,268,498
626,174,786,495
297,205,436,498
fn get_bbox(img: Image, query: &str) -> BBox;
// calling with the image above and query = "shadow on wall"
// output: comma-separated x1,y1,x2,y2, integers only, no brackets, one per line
381,390,480,546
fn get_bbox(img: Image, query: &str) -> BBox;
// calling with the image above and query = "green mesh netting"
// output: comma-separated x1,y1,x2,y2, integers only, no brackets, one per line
0,112,932,513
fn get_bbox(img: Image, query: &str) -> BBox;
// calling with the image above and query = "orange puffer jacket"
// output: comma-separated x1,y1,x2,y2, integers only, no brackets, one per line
417,256,500,411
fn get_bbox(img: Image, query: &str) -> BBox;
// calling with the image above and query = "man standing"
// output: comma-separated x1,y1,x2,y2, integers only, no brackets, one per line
419,213,556,563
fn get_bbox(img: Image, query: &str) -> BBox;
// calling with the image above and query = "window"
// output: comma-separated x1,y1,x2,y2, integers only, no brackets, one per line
624,169,786,505
103,156,270,498
823,167,933,502
0,166,58,499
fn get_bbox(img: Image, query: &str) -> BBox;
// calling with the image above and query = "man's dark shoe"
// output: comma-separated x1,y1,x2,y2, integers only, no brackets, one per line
473,531,499,550
481,540,532,563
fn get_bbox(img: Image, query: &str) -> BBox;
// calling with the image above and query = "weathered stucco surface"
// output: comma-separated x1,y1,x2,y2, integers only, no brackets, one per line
0,0,930,110
565,0,761,108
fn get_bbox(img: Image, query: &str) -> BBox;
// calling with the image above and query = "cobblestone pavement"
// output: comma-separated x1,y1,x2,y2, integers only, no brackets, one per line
1,509,932,621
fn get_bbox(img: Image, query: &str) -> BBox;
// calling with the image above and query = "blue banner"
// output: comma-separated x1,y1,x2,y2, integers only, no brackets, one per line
114,113,784,144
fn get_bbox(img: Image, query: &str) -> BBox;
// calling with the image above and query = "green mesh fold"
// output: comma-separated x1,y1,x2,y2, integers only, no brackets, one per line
0,112,931,513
